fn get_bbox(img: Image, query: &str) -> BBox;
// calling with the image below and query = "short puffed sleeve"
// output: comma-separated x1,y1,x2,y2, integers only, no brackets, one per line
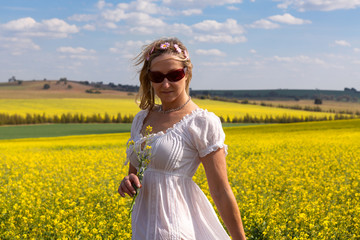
187,110,228,158
127,110,147,142
125,110,147,165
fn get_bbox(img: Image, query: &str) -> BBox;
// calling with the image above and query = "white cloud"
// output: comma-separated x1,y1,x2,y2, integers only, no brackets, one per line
104,22,117,29
42,18,78,33
132,0,173,15
83,24,96,31
168,23,193,35
68,14,97,22
69,55,97,60
227,6,239,10
201,61,245,67
268,13,311,25
1,17,79,38
57,47,96,54
182,9,203,16
193,19,244,35
97,0,106,9
102,0,173,20
130,26,153,34
247,19,280,29
194,34,246,43
2,17,37,31
354,48,360,52
276,0,360,11
250,49,257,54
0,37,40,55
196,49,226,56
273,55,325,64
57,46,97,61
109,40,145,53
334,40,351,47
102,9,127,22
162,0,243,8
128,12,166,27
97,0,112,10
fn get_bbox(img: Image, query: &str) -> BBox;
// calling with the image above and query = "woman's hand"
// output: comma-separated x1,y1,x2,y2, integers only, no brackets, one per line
118,173,141,197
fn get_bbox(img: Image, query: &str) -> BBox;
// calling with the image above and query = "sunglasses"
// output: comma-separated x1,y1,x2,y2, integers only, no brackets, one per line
148,67,187,83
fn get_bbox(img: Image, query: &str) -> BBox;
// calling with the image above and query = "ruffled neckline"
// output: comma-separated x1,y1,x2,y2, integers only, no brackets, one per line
138,108,206,138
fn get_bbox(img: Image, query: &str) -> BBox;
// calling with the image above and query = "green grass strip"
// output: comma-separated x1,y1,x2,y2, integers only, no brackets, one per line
0,123,132,140
0,122,262,140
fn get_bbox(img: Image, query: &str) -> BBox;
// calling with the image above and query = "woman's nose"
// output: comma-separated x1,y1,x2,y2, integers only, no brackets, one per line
162,78,171,87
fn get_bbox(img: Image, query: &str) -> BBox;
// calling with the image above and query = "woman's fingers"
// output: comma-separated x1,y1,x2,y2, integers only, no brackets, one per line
129,173,141,189
118,177,132,197
118,185,125,197
118,174,142,197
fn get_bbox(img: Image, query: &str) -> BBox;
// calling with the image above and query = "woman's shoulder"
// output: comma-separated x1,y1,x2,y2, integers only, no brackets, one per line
130,109,148,135
189,108,221,125
133,109,149,121
182,108,223,136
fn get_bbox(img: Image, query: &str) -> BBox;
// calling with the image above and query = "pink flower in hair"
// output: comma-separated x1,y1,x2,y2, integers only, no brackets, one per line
160,42,170,49
184,50,189,59
174,44,182,54
146,45,155,61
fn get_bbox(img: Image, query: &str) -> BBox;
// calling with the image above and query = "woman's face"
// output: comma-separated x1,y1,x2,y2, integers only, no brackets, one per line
149,53,188,104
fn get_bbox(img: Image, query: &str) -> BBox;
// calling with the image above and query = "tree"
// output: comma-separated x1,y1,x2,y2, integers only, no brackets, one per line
59,77,67,84
314,98,322,104
8,76,16,82
43,84,50,89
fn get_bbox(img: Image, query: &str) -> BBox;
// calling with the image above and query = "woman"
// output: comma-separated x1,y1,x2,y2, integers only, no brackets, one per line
118,37,246,240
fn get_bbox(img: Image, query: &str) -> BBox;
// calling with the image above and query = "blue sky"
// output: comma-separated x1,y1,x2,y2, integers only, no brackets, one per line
1,0,360,90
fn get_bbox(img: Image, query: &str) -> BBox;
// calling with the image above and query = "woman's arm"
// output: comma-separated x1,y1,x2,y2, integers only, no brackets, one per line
118,163,140,197
200,148,246,240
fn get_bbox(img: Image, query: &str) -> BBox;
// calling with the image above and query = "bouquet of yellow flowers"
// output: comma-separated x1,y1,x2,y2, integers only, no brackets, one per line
127,125,152,217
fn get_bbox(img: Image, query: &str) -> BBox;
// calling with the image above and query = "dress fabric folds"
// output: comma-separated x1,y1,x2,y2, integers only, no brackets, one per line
126,108,230,240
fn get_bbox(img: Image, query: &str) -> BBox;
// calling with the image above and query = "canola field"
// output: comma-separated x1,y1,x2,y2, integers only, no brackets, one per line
1,120,359,239
0,98,335,121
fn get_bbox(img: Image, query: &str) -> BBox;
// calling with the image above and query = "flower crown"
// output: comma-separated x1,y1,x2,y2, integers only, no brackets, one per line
146,42,189,61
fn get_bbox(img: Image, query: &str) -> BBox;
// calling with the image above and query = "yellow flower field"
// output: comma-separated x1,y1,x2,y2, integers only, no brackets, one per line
0,98,336,121
1,120,359,239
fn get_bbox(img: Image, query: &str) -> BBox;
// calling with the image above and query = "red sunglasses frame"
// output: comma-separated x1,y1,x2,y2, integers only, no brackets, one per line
148,67,187,83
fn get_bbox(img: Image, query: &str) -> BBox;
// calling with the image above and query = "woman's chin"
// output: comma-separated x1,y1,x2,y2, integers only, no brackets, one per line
158,92,176,102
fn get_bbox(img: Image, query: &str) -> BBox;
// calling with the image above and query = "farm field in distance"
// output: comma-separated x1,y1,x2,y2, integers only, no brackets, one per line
0,98,339,123
0,80,132,99
252,99,360,114
0,120,359,239
1,80,358,125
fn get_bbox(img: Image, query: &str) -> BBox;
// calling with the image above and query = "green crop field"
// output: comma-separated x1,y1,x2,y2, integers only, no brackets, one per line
0,123,132,140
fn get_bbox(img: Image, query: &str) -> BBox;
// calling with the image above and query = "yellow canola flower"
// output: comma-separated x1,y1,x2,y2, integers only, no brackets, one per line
0,119,359,239
127,140,135,146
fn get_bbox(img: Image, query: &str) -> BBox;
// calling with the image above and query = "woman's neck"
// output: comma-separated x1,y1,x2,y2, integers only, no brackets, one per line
160,94,190,113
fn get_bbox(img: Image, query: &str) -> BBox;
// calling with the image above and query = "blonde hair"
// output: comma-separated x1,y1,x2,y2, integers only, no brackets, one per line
134,37,193,110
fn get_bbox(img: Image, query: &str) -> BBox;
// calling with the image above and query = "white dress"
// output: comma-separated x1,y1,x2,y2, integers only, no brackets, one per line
126,108,230,240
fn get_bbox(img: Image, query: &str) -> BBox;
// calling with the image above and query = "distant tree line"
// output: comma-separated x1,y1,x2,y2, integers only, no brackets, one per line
218,113,356,124
78,81,139,92
190,88,360,102
0,113,134,125
0,112,357,126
